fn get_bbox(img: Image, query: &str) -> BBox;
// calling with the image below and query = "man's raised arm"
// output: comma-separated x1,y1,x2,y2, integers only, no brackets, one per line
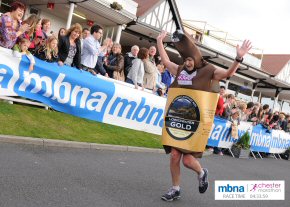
156,31,179,76
213,39,252,80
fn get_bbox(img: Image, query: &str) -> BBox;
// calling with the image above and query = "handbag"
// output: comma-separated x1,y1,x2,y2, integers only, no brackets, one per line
231,121,238,139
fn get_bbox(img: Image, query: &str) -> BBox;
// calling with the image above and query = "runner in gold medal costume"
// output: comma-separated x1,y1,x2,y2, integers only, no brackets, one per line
157,30,252,201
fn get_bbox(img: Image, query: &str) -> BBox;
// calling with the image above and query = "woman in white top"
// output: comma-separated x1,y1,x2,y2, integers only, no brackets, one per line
126,47,149,90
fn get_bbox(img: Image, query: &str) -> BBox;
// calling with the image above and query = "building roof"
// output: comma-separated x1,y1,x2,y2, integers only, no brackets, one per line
134,0,161,17
261,54,290,76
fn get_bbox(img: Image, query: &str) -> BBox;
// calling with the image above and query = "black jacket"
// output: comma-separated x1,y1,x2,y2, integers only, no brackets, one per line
58,36,81,69
34,46,59,63
279,120,288,131
104,53,124,79
124,52,136,77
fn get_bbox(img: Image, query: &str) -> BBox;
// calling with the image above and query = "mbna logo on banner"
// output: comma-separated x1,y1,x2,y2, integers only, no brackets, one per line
165,95,200,140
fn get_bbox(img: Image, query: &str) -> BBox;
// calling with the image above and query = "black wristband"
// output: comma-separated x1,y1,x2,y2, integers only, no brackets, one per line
235,56,243,63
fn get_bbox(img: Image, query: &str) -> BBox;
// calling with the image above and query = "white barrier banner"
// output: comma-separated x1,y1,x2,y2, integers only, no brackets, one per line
0,47,20,96
0,47,166,135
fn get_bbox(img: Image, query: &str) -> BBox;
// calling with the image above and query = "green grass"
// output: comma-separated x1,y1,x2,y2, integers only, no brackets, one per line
0,101,162,148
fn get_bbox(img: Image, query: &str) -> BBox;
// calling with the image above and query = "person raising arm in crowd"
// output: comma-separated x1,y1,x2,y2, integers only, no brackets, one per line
94,38,112,77
21,14,42,54
81,24,108,75
0,1,30,49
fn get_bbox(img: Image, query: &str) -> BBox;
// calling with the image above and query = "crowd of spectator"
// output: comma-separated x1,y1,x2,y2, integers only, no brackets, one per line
0,1,173,98
210,85,290,156
215,85,290,132
1,1,289,127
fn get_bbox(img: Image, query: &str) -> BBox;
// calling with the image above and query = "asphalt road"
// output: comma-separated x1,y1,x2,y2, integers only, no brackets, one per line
0,142,289,207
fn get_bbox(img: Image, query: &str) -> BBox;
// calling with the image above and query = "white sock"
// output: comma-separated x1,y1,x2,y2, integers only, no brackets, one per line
172,185,180,191
198,169,204,178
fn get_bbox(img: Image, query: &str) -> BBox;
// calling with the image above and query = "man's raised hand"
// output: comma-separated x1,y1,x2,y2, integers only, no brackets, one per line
157,30,167,42
236,40,252,58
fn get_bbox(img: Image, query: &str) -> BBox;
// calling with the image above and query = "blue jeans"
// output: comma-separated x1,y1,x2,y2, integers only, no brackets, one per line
126,78,134,85
126,78,142,86
213,147,222,154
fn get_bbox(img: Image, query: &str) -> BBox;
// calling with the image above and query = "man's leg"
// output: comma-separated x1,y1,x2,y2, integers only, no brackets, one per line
161,148,182,201
182,154,202,173
170,148,182,186
182,154,209,193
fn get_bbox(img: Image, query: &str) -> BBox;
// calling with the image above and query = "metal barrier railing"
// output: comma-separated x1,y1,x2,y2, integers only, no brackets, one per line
0,96,49,110
182,19,264,60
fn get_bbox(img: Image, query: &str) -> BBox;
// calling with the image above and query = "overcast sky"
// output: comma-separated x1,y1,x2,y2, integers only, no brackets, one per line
176,0,290,54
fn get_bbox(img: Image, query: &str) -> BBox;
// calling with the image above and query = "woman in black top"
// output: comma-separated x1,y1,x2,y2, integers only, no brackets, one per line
57,23,82,69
